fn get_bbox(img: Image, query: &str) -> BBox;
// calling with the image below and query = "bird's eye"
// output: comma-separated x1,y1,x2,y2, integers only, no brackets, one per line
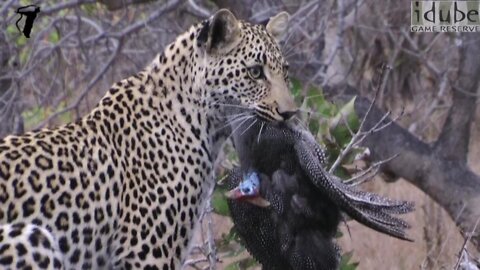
247,65,265,80
241,187,252,195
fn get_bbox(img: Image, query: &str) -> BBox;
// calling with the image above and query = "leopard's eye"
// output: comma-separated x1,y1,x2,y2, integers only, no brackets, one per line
247,65,265,80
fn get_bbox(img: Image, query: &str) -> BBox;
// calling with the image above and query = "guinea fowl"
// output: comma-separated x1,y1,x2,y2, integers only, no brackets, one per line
224,118,414,270
226,168,342,270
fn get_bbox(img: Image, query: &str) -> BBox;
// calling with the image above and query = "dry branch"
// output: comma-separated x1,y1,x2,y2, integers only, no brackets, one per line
352,92,480,251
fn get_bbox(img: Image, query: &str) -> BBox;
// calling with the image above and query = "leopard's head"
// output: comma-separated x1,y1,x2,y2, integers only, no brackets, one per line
197,9,296,123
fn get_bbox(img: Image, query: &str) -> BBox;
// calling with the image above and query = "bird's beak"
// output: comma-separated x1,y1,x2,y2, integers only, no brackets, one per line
225,187,243,200
225,188,271,208
244,196,271,208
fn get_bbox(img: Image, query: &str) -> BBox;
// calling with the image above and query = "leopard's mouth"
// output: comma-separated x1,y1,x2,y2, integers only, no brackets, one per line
254,109,299,126
254,109,278,122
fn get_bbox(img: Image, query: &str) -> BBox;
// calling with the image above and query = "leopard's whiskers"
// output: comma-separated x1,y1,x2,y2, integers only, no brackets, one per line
224,115,255,143
257,121,265,144
213,113,252,133
241,118,257,135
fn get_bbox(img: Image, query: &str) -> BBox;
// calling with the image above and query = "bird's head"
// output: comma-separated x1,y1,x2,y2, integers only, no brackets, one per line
226,172,270,207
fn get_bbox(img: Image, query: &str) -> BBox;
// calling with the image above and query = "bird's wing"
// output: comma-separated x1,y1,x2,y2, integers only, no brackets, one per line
293,138,414,241
333,177,414,215
258,124,414,241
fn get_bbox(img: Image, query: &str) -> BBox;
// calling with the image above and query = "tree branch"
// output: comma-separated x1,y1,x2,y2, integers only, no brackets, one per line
35,39,122,129
42,0,97,15
352,94,480,251
110,0,183,38
434,34,480,162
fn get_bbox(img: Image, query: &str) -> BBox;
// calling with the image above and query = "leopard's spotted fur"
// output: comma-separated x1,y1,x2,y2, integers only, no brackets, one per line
0,9,295,270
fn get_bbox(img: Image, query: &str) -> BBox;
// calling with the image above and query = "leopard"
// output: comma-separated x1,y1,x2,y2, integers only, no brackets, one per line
0,9,297,270
0,223,63,270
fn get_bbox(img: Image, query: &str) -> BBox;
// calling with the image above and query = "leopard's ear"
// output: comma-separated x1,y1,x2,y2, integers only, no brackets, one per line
198,9,241,55
266,12,290,41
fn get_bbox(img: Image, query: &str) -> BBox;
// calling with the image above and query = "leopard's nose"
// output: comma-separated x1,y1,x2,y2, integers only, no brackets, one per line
278,110,297,120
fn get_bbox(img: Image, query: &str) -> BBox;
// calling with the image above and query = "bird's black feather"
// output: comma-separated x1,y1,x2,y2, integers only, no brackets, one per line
225,119,414,270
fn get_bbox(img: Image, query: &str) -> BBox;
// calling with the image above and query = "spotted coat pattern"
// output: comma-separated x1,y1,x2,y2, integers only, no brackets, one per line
0,10,293,270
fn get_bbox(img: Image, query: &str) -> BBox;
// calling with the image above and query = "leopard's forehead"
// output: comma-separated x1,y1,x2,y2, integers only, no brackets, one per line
238,22,286,73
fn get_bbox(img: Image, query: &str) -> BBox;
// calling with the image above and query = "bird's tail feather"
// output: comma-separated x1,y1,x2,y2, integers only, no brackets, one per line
294,140,414,241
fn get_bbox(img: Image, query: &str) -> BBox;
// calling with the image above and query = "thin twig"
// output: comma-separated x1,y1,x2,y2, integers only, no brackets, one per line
328,64,392,174
427,203,467,268
187,0,210,18
111,0,183,38
41,0,97,15
453,217,480,270
184,257,209,268
345,153,399,186
0,0,16,16
205,201,217,270
35,39,122,129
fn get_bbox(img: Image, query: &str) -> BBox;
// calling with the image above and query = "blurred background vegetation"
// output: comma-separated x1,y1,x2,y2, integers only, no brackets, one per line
1,0,480,269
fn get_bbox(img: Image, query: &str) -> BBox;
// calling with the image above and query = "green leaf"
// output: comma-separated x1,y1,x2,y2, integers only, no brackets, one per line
333,167,350,179
302,87,338,118
6,25,17,35
81,3,99,15
308,117,320,135
330,96,359,147
221,227,239,244
227,147,239,163
6,23,29,46
330,96,359,130
16,36,27,46
217,226,245,255
58,110,73,124
225,257,258,270
339,146,368,168
340,262,360,270
290,78,302,98
340,251,359,270
224,263,240,270
316,118,333,144
330,127,348,147
22,105,48,130
49,30,60,44
212,188,230,216
305,88,323,112
19,49,29,65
